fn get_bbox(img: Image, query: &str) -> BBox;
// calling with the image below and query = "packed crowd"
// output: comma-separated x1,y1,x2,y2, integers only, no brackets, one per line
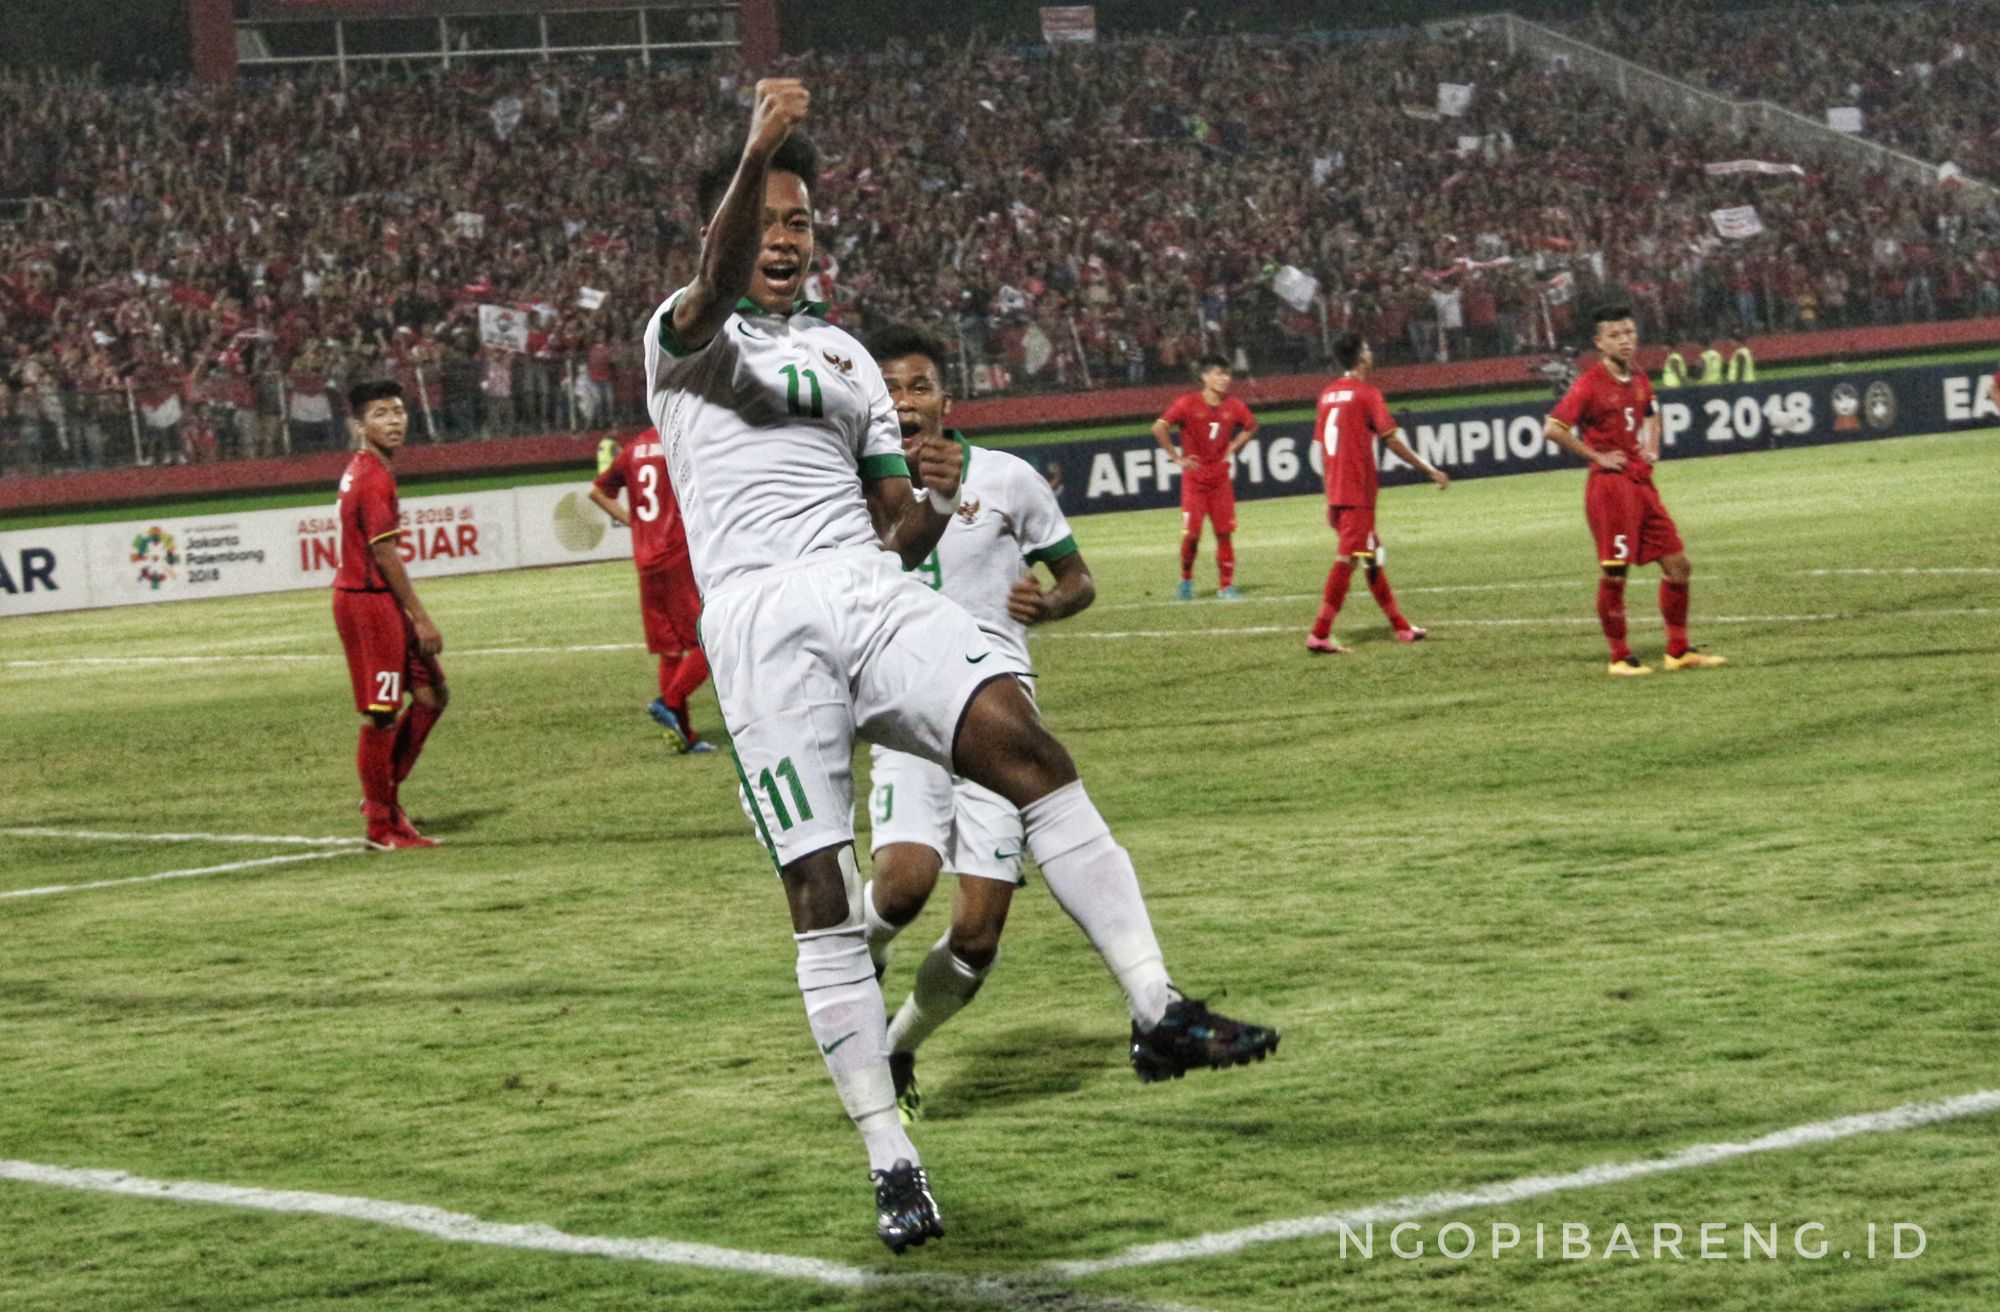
1570,1,2000,181
3,21,1996,473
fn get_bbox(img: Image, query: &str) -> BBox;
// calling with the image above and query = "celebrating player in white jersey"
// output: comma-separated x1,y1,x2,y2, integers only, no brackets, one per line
857,325,1096,1123
644,80,1278,1254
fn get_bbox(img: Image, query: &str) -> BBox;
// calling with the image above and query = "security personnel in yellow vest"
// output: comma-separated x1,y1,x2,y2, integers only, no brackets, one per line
1661,351,1690,388
1726,344,1757,382
596,434,620,475
1698,346,1726,384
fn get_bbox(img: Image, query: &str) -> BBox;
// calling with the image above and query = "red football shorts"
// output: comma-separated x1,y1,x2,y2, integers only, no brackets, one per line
1180,473,1236,535
333,589,441,715
638,562,702,656
1586,474,1683,568
1327,503,1379,559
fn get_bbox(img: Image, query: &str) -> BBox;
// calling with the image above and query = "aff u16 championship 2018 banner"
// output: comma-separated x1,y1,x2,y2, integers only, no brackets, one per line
1007,359,2000,519
4,360,1995,616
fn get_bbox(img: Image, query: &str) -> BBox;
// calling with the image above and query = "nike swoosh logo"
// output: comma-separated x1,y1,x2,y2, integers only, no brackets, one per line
993,850,1021,861
966,652,990,664
820,1031,858,1056
737,322,766,339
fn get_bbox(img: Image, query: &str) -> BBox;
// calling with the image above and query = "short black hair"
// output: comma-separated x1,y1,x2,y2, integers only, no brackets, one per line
348,378,404,415
1333,331,1366,370
695,134,820,227
1590,303,1635,329
1198,354,1231,373
867,323,948,376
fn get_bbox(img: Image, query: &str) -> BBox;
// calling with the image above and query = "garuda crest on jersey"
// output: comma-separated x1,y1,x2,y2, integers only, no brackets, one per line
955,498,981,524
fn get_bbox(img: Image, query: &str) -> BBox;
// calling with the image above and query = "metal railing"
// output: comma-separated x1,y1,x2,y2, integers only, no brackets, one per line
1446,12,1994,199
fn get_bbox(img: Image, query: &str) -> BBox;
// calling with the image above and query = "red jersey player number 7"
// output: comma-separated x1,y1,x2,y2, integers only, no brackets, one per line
1152,355,1257,600
1544,304,1726,677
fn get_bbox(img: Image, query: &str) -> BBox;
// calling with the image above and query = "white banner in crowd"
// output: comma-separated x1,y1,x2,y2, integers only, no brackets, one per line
1703,159,1804,177
1272,265,1320,313
1040,6,1097,43
1437,82,1475,117
477,304,529,352
1,482,633,617
1711,205,1767,240
1827,106,1864,133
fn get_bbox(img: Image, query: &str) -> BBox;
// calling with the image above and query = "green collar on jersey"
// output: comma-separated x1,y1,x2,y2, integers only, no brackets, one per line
734,295,829,318
948,429,973,476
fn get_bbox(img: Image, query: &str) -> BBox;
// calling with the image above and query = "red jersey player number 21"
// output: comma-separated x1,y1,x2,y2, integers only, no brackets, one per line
332,378,448,850
1545,305,1725,676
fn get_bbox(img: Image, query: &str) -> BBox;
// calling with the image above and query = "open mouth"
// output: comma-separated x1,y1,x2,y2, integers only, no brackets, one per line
760,258,801,284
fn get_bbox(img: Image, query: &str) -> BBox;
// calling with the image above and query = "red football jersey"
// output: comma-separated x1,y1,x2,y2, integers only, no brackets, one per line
1316,375,1397,507
1160,392,1256,475
593,429,689,573
334,449,399,591
1550,362,1656,483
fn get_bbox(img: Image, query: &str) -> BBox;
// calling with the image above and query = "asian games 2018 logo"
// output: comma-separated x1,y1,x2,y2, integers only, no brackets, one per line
130,526,180,589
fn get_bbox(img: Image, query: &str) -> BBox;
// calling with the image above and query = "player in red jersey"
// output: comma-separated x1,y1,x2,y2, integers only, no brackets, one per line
332,379,445,849
588,428,715,753
1152,355,1257,599
1546,305,1726,676
1306,333,1451,653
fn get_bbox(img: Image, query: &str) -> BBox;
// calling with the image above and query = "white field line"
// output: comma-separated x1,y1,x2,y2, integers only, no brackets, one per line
2,1090,1992,1299
2,827,366,848
0,1159,875,1288
7,596,1993,673
0,849,363,900
1042,606,1997,641
1044,1088,2000,1278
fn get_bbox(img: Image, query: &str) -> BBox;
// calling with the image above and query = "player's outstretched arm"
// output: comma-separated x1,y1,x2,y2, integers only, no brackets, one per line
671,78,809,354
1008,551,1095,626
587,485,632,527
1383,429,1450,488
371,538,442,655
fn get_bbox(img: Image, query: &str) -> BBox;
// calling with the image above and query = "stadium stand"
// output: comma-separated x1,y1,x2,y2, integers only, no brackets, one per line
1568,0,2000,183
2,15,1996,473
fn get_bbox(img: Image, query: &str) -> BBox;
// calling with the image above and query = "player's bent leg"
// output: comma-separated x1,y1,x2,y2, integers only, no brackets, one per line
865,844,944,977
884,877,1014,1125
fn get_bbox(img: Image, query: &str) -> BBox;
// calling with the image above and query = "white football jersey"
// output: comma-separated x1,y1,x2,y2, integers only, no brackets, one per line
911,434,1076,676
643,289,907,594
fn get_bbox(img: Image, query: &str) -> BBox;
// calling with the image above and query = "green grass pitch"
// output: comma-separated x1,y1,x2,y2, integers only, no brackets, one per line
2,430,1996,1311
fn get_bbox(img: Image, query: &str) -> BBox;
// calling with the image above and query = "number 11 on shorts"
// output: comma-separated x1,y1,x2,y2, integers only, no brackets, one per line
758,756,814,831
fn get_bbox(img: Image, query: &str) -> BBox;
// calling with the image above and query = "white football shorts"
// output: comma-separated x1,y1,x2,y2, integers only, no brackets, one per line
701,546,1021,867
867,744,1026,886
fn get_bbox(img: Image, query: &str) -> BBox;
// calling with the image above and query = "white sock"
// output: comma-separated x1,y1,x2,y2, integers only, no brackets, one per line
888,932,991,1055
795,927,918,1171
1022,779,1172,1027
862,878,903,975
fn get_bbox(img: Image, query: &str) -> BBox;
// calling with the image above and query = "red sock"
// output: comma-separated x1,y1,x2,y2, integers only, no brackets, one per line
1596,577,1632,661
1311,560,1355,640
391,702,442,785
1367,566,1408,631
358,724,398,826
1179,532,1198,580
1216,534,1235,588
662,648,711,740
657,653,681,703
1660,580,1691,656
